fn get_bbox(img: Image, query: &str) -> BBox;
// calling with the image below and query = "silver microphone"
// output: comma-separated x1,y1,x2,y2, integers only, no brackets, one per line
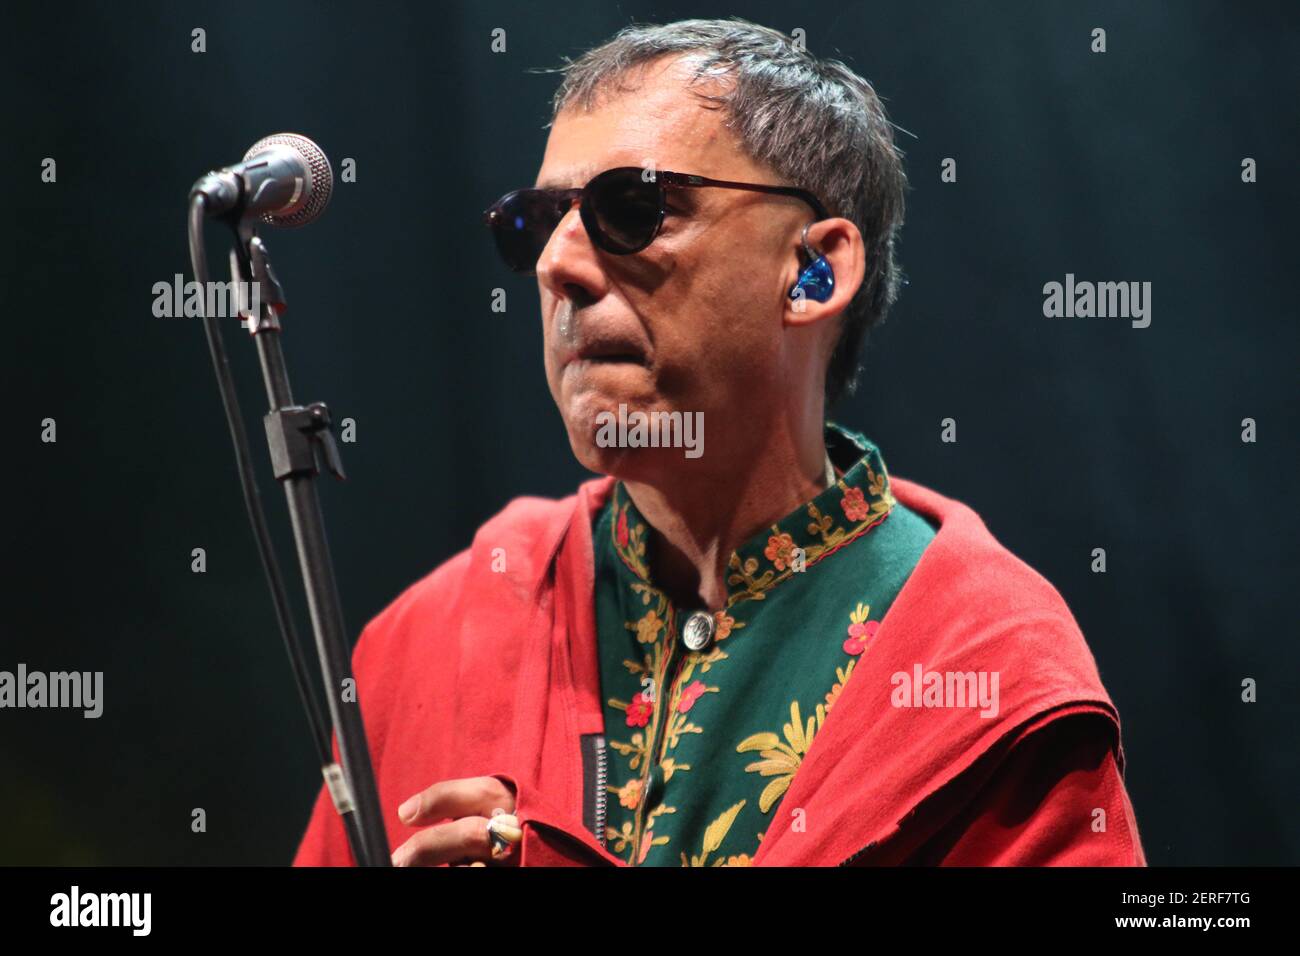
191,132,333,228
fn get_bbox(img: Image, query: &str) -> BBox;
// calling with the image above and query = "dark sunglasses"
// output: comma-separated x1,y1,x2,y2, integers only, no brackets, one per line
482,166,830,275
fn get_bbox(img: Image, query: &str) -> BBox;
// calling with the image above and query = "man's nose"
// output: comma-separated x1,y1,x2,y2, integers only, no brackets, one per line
536,205,608,302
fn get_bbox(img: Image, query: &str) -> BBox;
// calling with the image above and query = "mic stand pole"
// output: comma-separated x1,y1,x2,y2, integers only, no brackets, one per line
228,218,389,867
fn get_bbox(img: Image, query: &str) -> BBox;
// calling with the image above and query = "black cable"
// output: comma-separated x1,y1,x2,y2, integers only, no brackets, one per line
187,194,364,861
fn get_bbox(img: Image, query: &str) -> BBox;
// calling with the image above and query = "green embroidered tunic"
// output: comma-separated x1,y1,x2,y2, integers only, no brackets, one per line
592,422,937,866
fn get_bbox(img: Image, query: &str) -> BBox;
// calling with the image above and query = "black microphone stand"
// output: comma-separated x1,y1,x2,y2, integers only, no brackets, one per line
187,186,389,865
223,218,389,867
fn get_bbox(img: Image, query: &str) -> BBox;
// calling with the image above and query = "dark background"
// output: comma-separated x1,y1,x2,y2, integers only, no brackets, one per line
3,1,1296,865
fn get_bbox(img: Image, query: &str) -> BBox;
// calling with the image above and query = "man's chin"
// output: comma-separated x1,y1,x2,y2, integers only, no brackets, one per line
557,387,647,445
568,437,631,478
566,433,688,482
560,400,635,476
563,410,714,487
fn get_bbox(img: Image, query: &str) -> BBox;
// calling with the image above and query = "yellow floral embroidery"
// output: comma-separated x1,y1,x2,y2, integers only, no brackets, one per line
633,608,664,644
661,757,690,781
680,801,746,867
736,700,828,813
695,646,729,674
824,658,857,712
609,732,650,772
607,820,635,853
660,709,704,751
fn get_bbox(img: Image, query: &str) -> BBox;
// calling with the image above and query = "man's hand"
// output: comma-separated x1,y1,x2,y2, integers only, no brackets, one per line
392,775,519,867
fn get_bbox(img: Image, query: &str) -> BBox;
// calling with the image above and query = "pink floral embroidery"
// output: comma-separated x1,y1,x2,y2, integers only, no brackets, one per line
841,486,870,522
619,778,643,809
842,603,880,655
616,507,630,549
677,680,708,713
764,532,796,571
625,695,653,727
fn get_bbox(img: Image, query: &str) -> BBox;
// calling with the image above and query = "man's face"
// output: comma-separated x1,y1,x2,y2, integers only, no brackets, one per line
535,56,810,478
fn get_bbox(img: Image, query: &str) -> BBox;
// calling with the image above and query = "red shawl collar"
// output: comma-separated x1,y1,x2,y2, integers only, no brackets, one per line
293,475,1124,867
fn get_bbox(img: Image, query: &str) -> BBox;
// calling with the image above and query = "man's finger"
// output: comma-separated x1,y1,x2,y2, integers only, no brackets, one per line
391,816,490,867
397,775,515,826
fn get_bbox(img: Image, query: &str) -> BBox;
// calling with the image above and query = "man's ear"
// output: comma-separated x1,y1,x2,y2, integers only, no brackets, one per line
783,217,866,328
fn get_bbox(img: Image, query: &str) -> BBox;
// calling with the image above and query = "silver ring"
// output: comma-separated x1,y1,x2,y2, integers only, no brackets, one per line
485,810,521,861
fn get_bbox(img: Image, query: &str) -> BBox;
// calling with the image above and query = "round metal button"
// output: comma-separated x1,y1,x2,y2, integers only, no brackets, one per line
680,610,716,652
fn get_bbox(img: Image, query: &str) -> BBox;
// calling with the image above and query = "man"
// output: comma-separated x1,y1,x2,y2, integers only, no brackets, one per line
293,18,1144,867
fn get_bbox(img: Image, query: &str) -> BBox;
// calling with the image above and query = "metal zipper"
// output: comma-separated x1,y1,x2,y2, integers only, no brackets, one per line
592,734,608,847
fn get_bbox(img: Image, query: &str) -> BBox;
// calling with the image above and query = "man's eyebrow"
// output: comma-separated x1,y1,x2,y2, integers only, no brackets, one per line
534,165,598,190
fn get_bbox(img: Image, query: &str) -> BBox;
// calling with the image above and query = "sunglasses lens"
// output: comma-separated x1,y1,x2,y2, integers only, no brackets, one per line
488,190,563,273
584,168,662,254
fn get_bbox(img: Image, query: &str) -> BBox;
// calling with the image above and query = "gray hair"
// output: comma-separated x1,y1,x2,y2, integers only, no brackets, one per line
548,18,907,407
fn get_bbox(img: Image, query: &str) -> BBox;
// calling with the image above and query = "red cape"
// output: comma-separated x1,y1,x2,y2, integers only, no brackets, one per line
293,475,1145,866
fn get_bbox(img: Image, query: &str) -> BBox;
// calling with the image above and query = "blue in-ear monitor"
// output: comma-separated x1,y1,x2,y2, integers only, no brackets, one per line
790,256,835,303
789,223,834,303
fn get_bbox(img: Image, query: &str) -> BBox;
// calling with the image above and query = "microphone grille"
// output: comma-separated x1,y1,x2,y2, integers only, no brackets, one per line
243,133,334,228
